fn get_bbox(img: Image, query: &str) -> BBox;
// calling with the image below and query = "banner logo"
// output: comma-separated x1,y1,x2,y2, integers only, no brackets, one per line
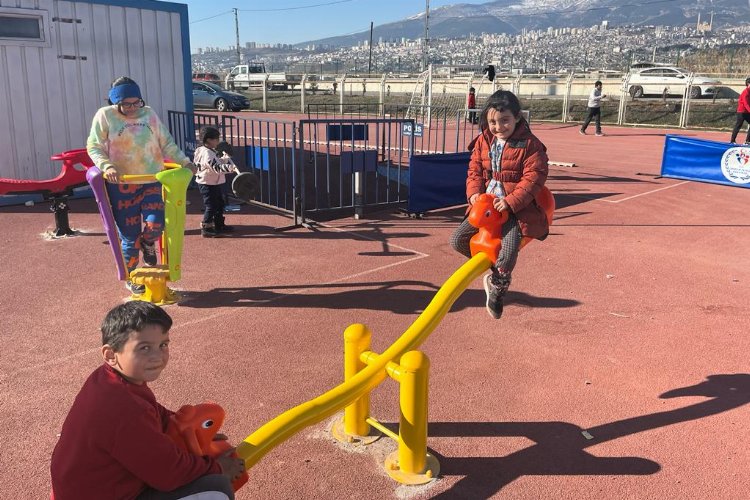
721,147,750,184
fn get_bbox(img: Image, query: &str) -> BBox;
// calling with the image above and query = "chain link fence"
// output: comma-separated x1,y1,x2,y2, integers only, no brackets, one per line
210,69,746,135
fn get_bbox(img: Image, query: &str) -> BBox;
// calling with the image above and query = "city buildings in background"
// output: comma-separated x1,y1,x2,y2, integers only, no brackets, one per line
192,20,750,77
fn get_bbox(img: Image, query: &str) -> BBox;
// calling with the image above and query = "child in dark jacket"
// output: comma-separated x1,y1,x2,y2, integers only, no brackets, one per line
449,90,550,319
50,301,245,499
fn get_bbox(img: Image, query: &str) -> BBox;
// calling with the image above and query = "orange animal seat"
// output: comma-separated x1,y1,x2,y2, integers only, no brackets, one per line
166,402,249,491
468,187,555,264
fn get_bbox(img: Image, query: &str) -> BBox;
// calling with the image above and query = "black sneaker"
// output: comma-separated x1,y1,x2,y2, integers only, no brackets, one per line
201,223,222,238
216,224,235,232
125,280,145,295
142,240,157,266
483,273,504,319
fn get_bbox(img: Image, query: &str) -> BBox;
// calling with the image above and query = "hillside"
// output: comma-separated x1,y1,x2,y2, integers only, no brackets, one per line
300,0,750,48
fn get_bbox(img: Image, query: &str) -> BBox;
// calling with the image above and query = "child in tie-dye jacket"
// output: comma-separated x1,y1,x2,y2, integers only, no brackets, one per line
87,76,196,295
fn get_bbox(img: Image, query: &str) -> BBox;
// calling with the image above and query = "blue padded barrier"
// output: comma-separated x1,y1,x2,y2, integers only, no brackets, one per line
408,152,469,213
661,135,750,188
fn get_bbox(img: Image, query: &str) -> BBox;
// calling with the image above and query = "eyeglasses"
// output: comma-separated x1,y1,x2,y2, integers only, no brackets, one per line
119,99,145,109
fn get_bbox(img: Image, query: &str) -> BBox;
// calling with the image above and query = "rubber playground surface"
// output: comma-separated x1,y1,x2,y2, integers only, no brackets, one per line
1,123,749,499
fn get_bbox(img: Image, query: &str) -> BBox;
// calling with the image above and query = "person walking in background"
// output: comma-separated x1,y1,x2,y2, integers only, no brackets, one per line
467,87,478,124
580,80,606,136
729,77,750,144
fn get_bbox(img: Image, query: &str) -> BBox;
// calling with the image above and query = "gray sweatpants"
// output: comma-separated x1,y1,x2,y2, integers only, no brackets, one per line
449,213,522,277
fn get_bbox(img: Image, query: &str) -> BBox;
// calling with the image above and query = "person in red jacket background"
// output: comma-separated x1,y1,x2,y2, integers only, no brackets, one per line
467,87,477,124
730,77,750,144
50,302,245,500
449,90,549,319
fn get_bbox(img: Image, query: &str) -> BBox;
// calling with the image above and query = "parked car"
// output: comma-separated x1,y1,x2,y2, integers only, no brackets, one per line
192,81,250,112
625,66,721,99
192,72,221,84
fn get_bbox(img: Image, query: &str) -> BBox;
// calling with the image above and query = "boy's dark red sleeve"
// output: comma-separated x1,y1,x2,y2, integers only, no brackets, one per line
157,402,175,428
110,405,221,491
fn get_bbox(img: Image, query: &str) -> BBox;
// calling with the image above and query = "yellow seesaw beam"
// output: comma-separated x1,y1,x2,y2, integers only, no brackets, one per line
236,251,492,468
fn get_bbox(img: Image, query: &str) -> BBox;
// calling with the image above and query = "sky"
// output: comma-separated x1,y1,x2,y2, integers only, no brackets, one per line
175,0,490,50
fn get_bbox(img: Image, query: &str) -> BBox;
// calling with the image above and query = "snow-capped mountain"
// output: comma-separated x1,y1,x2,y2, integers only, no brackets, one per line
299,0,750,48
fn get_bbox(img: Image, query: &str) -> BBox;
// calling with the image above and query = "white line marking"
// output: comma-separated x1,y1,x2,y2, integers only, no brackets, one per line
3,224,430,379
558,180,690,204
608,180,690,203
2,348,100,379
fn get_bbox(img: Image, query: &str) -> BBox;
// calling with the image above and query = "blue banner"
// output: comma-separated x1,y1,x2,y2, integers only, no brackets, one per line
408,152,468,213
661,135,750,188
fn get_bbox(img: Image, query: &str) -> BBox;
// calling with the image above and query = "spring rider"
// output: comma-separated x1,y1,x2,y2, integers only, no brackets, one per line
468,187,555,263
87,163,192,304
166,402,249,492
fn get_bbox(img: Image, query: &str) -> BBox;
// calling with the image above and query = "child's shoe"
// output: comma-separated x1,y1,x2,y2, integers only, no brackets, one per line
141,240,158,266
483,274,503,319
483,272,511,319
215,216,234,233
125,280,145,295
201,222,222,238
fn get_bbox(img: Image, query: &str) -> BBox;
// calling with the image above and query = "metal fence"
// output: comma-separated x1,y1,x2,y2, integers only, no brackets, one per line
306,103,450,154
166,111,219,158
230,70,746,133
298,118,414,220
168,111,415,226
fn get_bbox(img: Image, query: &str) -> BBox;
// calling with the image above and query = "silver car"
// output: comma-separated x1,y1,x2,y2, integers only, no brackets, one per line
625,66,721,99
192,81,250,112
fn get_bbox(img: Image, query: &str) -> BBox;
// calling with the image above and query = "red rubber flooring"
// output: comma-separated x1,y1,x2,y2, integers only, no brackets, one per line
1,123,749,499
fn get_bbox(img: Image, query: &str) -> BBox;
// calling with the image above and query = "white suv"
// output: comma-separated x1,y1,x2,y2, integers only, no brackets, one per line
625,66,721,99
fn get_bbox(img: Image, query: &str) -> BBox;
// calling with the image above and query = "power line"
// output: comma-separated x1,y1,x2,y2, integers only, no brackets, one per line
190,10,233,24
239,0,355,13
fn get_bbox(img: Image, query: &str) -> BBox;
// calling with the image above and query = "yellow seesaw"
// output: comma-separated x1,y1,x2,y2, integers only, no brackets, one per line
231,187,554,485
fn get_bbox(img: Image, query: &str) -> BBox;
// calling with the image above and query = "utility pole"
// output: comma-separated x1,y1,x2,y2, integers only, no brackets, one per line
368,22,373,75
422,0,430,71
233,8,240,65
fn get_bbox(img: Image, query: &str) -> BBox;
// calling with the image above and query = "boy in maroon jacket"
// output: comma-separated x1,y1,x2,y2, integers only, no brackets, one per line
50,302,245,500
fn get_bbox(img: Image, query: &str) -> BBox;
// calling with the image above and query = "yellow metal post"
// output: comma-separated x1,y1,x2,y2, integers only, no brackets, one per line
384,350,439,484
343,324,371,436
397,351,428,473
236,253,490,470
332,323,381,445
